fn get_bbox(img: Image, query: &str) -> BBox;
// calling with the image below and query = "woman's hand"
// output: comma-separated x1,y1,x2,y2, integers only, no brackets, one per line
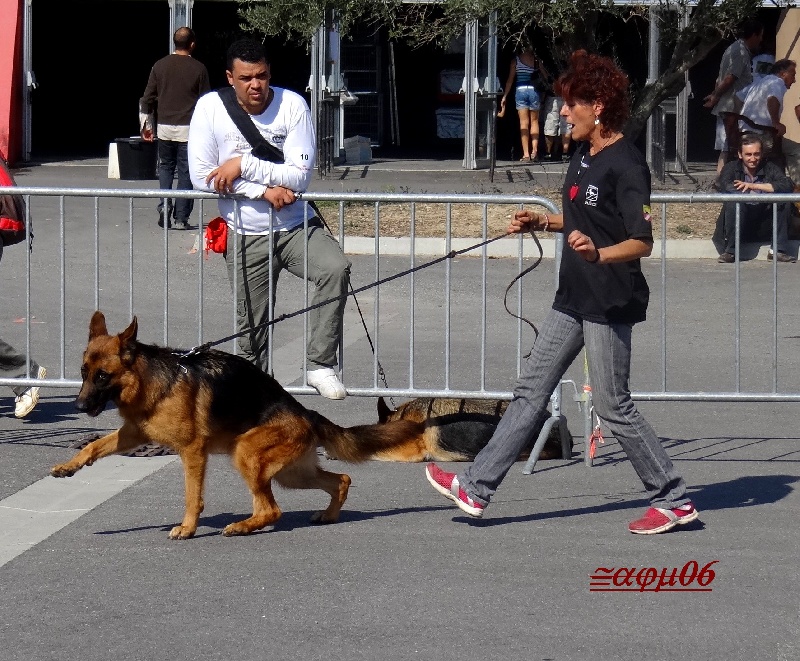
497,96,507,118
567,230,601,263
508,209,546,234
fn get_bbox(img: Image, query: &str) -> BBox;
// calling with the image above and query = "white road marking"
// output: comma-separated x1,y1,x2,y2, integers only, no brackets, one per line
0,455,176,567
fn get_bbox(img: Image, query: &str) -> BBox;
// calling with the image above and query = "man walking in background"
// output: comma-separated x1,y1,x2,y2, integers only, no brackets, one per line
140,26,210,230
703,19,763,173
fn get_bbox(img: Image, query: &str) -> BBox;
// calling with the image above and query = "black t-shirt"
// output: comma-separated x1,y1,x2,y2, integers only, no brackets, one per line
553,139,653,325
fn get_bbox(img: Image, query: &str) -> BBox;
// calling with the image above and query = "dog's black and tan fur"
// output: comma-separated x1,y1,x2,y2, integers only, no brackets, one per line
51,312,427,539
327,396,568,462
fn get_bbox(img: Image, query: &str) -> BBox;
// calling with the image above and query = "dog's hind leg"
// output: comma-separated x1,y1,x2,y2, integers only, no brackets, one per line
51,424,147,478
274,448,351,524
169,443,208,540
222,480,282,537
222,427,303,536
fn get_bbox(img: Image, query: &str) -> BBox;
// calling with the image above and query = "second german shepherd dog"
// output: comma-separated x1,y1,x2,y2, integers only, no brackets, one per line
50,311,428,539
369,396,570,461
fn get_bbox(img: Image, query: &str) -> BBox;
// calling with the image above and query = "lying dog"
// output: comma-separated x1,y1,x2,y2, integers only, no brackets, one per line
50,311,428,539
324,396,570,462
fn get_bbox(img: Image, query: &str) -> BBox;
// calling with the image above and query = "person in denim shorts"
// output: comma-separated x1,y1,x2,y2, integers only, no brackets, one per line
499,38,548,161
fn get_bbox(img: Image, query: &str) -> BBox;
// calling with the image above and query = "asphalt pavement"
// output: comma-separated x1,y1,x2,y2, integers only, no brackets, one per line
0,157,798,661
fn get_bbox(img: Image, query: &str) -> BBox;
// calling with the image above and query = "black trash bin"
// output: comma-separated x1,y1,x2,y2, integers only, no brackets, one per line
115,137,157,180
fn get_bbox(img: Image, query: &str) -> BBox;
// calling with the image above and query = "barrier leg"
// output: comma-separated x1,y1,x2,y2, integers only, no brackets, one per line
581,349,594,467
521,415,560,475
522,381,574,474
583,389,594,467
558,415,573,459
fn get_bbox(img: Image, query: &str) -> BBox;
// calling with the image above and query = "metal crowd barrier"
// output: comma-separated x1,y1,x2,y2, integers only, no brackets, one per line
647,192,800,403
3,186,799,469
0,186,559,397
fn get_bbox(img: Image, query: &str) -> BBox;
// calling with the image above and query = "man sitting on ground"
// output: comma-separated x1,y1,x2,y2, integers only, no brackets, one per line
713,133,795,263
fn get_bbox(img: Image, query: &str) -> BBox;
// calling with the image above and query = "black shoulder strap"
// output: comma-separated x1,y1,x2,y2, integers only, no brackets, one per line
217,87,325,221
217,87,284,163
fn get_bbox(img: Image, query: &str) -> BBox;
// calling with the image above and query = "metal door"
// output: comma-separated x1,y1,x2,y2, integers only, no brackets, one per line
169,0,193,51
22,0,35,161
463,12,498,170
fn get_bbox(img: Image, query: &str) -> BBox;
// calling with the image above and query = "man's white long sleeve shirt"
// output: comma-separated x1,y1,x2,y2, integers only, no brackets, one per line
188,87,316,234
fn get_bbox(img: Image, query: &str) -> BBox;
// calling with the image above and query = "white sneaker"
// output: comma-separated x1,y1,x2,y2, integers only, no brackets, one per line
14,366,46,418
306,367,346,400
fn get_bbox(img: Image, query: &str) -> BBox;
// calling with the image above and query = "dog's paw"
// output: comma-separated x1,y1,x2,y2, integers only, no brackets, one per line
168,525,196,540
50,464,79,478
221,522,253,536
310,510,339,525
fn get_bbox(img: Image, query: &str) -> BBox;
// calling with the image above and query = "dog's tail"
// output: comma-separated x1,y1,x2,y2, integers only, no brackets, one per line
318,419,428,463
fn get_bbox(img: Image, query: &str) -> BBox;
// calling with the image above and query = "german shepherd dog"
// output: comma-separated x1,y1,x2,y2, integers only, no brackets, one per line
50,311,428,539
377,396,570,461
326,396,568,462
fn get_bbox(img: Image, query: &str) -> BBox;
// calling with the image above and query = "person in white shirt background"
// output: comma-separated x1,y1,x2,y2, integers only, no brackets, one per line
736,58,797,163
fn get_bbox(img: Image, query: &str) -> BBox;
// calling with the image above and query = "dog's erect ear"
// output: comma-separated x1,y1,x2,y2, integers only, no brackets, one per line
118,316,139,365
88,311,108,340
377,397,393,423
120,316,138,343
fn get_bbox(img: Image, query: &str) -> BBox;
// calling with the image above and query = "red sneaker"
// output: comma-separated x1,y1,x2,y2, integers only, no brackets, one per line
425,462,484,518
628,503,699,535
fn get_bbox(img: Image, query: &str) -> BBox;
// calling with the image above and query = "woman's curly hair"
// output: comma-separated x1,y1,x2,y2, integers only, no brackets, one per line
555,50,630,136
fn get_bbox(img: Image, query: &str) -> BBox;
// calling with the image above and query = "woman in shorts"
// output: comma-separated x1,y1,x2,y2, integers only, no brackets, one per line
499,38,548,162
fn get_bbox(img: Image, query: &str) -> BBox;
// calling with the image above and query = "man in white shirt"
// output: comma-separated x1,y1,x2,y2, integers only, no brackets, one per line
737,58,797,162
188,39,350,399
752,52,775,82
739,59,796,131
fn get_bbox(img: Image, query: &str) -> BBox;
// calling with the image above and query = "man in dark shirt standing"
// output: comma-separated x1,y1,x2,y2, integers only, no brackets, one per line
713,133,795,263
140,27,210,230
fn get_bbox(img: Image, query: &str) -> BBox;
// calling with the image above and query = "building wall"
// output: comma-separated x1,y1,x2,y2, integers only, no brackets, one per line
775,8,800,184
777,8,800,143
0,0,23,163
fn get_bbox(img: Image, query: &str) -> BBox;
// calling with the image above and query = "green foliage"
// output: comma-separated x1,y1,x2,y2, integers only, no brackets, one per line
236,1,761,56
237,0,775,139
237,0,400,44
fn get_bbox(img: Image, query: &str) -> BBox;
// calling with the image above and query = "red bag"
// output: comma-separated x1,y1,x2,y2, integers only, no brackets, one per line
204,217,228,256
0,157,29,248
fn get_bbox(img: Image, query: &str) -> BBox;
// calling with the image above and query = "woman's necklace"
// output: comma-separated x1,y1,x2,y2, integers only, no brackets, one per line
589,132,621,156
569,133,622,201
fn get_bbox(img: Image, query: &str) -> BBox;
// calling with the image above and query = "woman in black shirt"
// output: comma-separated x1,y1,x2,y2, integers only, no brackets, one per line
426,50,699,535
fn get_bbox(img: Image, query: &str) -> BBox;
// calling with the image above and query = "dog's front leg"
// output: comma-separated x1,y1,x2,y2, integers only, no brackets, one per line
51,425,145,478
169,445,207,540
